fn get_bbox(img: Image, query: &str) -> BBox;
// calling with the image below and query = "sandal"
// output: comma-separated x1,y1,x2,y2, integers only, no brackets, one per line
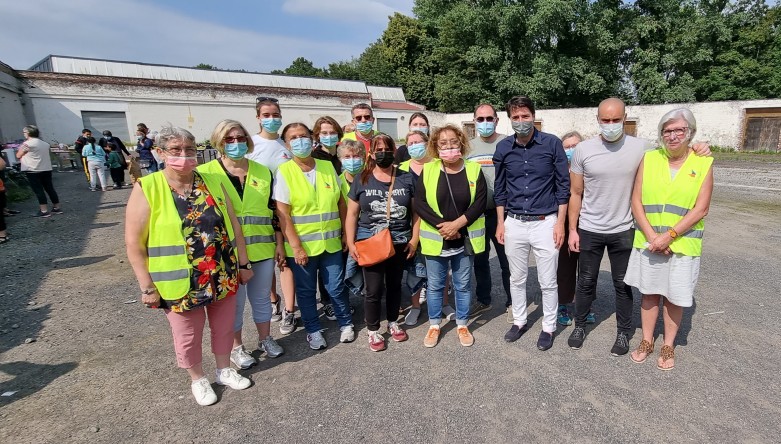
630,339,654,363
657,345,675,371
0,236,8,244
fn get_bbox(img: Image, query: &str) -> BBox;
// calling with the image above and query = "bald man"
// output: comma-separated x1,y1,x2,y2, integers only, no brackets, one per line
566,98,708,356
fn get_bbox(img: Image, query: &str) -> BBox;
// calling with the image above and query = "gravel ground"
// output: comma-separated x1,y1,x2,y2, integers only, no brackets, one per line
0,160,779,443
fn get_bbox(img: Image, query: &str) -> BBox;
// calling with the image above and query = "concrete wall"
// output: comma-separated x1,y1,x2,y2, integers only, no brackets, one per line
445,99,781,149
0,65,29,143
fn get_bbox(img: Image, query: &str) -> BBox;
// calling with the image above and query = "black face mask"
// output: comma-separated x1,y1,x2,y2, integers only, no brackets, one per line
374,151,394,168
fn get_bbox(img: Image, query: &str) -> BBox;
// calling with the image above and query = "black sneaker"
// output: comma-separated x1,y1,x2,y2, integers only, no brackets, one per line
568,326,586,349
323,304,336,321
611,332,630,356
33,211,51,218
469,302,491,316
50,208,63,215
504,324,529,343
537,331,554,351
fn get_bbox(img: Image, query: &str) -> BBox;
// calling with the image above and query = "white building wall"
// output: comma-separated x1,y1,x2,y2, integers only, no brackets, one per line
0,69,28,143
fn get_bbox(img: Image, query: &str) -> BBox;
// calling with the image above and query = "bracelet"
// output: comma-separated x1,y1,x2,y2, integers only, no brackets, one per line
141,287,157,295
667,228,678,239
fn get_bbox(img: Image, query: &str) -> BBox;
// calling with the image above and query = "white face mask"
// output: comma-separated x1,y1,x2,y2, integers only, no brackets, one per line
600,123,624,142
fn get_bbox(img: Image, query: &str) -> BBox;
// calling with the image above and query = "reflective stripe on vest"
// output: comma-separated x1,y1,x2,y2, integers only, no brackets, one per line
197,159,276,261
418,159,486,256
140,172,192,300
279,159,343,257
633,148,713,256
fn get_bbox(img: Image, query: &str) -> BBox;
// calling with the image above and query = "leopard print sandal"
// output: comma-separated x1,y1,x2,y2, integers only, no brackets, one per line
657,345,675,371
630,339,654,363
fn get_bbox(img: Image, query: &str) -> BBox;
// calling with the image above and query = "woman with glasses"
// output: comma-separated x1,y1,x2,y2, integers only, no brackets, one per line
197,119,286,371
394,112,430,164
625,109,713,371
415,124,487,348
344,134,418,351
273,123,355,350
125,125,253,406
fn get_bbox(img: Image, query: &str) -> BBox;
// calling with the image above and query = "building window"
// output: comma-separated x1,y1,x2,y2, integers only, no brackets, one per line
81,111,130,143
743,108,781,152
624,120,638,137
462,122,476,139
376,118,398,140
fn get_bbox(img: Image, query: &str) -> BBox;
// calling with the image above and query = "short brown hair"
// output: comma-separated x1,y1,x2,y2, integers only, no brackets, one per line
313,116,344,142
351,103,373,118
505,96,536,117
255,99,281,118
280,122,311,142
427,124,471,160
210,119,255,155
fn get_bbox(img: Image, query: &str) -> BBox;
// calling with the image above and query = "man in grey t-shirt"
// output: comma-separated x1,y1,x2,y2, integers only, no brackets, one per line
466,103,511,314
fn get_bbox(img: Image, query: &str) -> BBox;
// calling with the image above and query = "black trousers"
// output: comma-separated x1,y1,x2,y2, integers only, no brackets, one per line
557,218,579,304
363,244,407,332
25,171,59,206
573,228,634,332
0,191,6,232
474,210,512,306
109,167,125,186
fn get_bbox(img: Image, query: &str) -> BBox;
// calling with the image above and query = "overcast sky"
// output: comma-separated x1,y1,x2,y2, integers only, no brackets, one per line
0,0,414,72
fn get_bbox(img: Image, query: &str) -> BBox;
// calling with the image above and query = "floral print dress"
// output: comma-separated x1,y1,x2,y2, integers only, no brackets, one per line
163,172,238,312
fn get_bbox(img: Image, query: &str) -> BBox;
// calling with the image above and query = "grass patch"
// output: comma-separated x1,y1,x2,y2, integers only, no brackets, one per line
712,150,781,163
5,183,33,203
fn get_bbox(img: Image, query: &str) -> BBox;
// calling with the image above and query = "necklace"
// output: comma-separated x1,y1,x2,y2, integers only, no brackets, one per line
164,171,194,198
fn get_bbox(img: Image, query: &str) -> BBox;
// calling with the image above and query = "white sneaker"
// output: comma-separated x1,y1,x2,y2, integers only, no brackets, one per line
418,287,427,304
215,367,251,390
405,307,421,326
191,377,217,406
307,331,327,350
229,345,256,369
339,325,355,343
442,305,456,322
259,336,284,358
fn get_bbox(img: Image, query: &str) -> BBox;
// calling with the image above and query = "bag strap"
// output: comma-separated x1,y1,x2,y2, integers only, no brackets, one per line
385,166,396,223
442,164,459,212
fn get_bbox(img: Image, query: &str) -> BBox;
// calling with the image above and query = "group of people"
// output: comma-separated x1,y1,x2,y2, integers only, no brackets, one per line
124,96,714,406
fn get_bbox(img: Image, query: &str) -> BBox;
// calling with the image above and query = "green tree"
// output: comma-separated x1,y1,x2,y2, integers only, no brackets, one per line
193,63,218,70
326,59,361,80
356,40,399,86
274,57,327,77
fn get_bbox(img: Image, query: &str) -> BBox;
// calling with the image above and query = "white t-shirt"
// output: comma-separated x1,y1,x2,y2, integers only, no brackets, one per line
20,138,53,172
570,135,654,234
272,164,341,205
246,135,293,173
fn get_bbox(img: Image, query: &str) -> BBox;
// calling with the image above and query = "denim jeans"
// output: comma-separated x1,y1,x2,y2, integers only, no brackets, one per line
574,228,634,332
474,210,511,306
424,252,473,326
287,251,353,333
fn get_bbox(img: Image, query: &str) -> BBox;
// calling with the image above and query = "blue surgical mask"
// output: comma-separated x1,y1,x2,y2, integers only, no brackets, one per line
565,148,575,162
224,142,248,160
341,158,364,175
410,126,429,136
261,117,283,134
289,137,313,158
476,121,496,137
356,121,373,134
600,122,624,142
407,142,427,160
319,134,338,147
511,120,534,137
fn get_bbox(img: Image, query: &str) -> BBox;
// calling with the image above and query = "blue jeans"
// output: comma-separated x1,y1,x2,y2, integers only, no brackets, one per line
287,251,353,333
424,252,473,326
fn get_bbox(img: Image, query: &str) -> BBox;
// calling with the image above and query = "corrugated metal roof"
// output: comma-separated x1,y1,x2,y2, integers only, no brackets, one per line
29,55,369,94
367,85,407,102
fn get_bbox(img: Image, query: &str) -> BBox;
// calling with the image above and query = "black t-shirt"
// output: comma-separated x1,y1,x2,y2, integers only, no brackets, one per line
348,168,416,244
394,144,410,165
312,146,341,175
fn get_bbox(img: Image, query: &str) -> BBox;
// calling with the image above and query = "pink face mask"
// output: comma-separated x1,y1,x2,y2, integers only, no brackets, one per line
166,156,198,172
439,149,462,163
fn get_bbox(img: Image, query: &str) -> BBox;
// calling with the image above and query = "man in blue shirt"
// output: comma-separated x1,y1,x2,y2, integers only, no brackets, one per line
494,96,570,351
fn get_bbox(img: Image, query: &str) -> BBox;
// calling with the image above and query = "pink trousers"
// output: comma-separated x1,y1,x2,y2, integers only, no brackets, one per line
164,296,236,369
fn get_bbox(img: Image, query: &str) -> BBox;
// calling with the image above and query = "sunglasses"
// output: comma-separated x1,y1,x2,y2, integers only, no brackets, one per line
354,115,373,122
224,136,248,143
475,116,496,123
256,96,279,104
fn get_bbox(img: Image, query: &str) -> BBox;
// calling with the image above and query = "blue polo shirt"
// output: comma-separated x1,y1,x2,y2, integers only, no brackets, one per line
492,129,570,216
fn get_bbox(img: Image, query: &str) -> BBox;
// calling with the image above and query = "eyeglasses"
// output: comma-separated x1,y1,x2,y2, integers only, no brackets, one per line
256,96,279,104
354,115,373,122
475,116,496,123
224,136,248,143
437,139,461,148
662,127,689,138
166,147,198,156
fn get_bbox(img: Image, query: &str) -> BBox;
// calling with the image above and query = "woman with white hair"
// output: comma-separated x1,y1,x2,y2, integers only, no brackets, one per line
624,108,714,371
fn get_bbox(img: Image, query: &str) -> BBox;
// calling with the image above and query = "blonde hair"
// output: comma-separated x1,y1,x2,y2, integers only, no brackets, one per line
427,124,471,160
210,119,254,155
405,130,429,145
337,139,364,159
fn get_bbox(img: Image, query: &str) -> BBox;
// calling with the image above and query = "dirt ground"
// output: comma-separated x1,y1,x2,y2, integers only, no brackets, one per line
1,159,779,443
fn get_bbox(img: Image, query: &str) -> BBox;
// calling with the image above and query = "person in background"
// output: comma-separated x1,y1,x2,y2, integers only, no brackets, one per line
626,108,713,371
0,157,7,243
125,125,253,406
312,116,344,174
99,130,131,157
17,125,62,217
198,119,286,370
415,124,487,348
136,123,158,174
74,128,92,184
107,142,126,189
82,136,109,192
394,112,430,164
342,123,356,134
467,103,512,320
341,103,380,152
556,131,595,326
273,122,355,350
245,97,297,335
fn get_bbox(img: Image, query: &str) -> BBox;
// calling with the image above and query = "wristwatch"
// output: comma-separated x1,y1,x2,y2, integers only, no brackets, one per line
239,262,252,270
667,228,678,239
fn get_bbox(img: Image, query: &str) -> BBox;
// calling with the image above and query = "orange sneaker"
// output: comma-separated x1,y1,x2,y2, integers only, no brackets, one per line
457,326,474,347
423,325,440,348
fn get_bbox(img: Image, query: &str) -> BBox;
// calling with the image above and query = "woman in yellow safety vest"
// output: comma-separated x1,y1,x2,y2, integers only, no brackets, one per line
273,123,355,350
125,125,254,406
625,108,714,371
197,120,286,370
414,124,487,349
